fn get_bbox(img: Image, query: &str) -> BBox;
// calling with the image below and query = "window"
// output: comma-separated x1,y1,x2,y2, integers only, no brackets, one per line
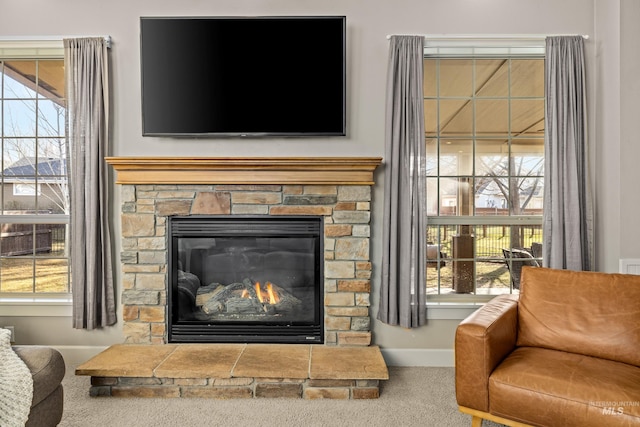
0,55,70,295
13,182,42,196
424,54,544,302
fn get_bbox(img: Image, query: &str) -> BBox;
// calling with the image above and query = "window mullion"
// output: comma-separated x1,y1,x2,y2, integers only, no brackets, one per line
0,214,69,224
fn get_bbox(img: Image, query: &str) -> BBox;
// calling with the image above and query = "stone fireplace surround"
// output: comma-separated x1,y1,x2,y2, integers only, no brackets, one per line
82,157,388,399
107,157,383,347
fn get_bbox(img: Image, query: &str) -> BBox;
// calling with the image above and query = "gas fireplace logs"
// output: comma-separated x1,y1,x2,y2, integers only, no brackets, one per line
195,278,302,317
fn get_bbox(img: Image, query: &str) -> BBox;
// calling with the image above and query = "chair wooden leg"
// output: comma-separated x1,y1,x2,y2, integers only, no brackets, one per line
471,415,483,427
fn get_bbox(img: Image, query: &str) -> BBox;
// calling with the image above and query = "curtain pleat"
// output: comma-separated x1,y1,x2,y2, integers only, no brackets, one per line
543,36,593,271
378,36,427,328
65,37,116,329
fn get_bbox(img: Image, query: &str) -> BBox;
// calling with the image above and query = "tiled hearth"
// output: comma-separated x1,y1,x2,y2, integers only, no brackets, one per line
76,344,389,399
81,157,387,399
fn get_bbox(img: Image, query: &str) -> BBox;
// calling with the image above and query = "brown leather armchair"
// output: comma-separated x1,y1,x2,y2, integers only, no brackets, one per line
455,267,640,427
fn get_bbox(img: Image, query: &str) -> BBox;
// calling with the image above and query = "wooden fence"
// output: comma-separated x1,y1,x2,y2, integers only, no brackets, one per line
0,223,65,256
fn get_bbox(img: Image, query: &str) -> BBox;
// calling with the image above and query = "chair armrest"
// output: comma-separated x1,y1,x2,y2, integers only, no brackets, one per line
455,294,519,412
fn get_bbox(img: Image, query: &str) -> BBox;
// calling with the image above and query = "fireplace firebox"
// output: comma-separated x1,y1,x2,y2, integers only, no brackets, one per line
168,215,324,344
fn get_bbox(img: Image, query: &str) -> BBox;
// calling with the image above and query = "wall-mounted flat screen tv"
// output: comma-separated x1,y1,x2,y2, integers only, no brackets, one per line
140,16,346,137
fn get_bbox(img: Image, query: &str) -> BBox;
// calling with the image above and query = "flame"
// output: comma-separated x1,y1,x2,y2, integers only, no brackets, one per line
266,282,279,304
255,282,264,303
241,281,280,305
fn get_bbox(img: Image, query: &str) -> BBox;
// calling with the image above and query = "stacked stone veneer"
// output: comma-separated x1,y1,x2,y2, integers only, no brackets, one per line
90,376,381,399
119,184,373,346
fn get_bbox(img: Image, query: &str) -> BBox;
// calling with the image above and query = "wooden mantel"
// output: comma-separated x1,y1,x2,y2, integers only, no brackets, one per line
105,157,383,185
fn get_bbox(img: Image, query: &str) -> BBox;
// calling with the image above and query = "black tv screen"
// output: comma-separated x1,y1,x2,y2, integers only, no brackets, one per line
140,16,346,137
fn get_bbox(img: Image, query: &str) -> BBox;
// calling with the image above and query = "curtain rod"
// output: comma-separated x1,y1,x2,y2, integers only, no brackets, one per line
0,35,112,48
386,34,589,40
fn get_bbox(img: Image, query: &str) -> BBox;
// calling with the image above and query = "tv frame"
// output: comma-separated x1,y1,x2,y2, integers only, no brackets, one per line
140,15,347,138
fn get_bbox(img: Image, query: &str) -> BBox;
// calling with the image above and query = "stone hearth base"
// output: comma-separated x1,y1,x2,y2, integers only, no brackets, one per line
76,344,389,399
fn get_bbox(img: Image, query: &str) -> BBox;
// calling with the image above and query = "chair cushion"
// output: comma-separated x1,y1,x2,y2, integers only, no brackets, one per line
13,346,65,407
517,267,640,367
490,347,640,426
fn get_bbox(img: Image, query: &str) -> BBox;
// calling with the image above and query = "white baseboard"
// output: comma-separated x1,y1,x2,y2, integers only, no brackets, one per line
52,345,108,367
380,348,454,367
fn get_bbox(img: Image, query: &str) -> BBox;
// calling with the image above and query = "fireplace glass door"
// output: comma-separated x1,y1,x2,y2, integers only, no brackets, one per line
168,216,323,344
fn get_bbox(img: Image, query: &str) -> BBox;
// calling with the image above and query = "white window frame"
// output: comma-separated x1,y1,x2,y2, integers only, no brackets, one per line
0,39,71,313
423,37,545,313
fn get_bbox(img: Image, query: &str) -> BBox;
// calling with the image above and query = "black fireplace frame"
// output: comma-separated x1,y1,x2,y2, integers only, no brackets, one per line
167,215,324,344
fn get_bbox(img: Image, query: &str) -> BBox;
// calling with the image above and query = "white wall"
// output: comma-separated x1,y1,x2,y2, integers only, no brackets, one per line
3,0,637,366
618,0,640,262
593,0,640,273
594,0,621,273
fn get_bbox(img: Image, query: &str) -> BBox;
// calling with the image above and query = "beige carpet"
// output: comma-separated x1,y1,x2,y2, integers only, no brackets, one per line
59,366,504,427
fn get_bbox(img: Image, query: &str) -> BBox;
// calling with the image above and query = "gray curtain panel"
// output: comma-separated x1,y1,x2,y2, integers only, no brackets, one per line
64,38,116,329
378,36,427,328
543,36,593,271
